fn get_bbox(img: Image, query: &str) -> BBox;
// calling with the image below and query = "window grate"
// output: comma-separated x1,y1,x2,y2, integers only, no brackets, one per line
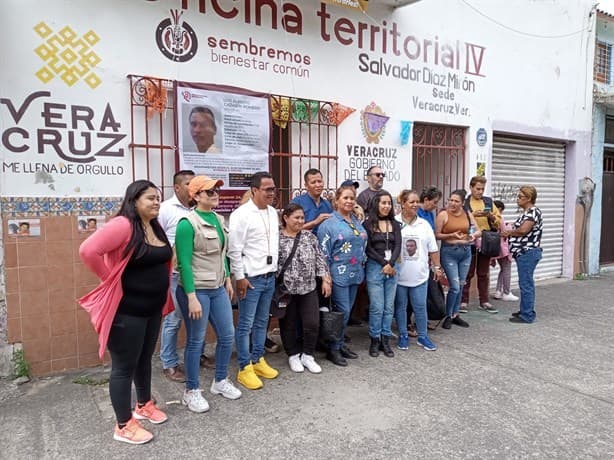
269,96,338,208
412,123,466,203
595,40,612,85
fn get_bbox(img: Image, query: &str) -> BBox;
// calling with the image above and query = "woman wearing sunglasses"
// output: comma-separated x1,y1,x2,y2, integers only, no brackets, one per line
175,175,241,413
317,184,367,366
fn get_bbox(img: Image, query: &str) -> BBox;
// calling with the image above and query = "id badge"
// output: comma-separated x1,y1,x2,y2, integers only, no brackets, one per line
266,255,273,265
384,250,392,261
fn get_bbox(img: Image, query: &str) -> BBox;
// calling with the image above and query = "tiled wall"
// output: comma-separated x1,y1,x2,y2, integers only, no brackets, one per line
4,215,110,374
2,196,123,375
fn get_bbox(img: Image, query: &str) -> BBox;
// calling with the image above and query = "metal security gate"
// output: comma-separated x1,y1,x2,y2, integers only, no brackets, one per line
601,150,614,264
412,123,466,204
491,136,566,285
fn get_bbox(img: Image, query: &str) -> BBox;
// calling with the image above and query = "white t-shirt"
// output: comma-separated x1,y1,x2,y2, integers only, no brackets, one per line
395,215,439,287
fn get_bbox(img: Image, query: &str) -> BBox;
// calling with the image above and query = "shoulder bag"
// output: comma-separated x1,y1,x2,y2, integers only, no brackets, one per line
269,233,301,319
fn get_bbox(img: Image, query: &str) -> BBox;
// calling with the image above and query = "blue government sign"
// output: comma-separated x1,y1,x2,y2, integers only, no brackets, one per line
476,128,487,146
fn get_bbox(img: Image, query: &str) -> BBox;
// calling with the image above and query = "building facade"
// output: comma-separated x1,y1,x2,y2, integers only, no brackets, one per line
0,0,597,375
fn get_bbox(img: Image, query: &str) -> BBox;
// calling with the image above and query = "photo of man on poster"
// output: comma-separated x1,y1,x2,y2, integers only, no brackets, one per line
188,106,220,153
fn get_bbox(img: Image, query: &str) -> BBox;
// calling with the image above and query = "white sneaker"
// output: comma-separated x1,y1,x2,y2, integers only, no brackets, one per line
493,290,502,300
300,354,322,374
288,354,304,373
459,303,468,313
501,292,519,301
182,389,209,413
210,378,242,400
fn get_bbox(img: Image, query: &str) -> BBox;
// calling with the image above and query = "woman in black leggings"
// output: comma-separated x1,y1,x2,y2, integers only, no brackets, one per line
80,180,173,445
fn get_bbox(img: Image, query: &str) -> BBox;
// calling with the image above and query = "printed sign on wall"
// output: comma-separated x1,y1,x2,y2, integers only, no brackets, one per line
176,83,271,188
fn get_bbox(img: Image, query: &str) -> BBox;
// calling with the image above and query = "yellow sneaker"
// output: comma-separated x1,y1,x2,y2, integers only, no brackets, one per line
237,363,263,390
252,357,279,379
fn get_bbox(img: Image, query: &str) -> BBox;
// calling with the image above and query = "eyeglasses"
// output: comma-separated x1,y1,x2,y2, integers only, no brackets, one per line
371,172,385,178
347,221,360,236
201,187,220,197
517,194,527,199
261,187,277,193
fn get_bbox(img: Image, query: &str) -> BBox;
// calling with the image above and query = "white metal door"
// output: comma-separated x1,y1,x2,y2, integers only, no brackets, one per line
490,136,566,287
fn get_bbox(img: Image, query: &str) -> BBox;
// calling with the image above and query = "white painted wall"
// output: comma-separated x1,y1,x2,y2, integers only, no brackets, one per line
0,0,595,199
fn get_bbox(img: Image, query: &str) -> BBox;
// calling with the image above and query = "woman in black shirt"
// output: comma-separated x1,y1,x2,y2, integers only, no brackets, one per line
365,191,402,357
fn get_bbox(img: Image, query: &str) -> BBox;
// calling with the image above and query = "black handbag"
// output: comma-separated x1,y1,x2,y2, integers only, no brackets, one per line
319,302,345,344
480,231,501,257
269,233,300,319
426,276,446,321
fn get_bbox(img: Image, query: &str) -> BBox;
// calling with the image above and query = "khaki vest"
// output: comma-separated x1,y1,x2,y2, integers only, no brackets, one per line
180,211,228,290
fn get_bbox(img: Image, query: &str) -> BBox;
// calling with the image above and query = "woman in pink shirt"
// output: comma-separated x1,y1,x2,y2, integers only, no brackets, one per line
79,180,173,445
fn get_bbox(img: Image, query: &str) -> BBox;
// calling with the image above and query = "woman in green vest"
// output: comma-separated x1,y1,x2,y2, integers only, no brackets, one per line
175,175,242,413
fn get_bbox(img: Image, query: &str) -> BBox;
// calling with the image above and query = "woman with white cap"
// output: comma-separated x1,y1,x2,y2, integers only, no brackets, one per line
175,175,242,413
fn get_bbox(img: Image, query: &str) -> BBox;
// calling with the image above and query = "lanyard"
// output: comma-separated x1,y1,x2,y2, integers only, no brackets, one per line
258,209,271,257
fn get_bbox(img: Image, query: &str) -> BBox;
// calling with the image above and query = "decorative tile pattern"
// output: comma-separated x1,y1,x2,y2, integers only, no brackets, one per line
33,22,102,89
1,197,122,218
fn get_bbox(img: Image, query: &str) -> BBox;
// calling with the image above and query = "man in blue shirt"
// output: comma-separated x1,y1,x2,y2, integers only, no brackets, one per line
291,168,333,234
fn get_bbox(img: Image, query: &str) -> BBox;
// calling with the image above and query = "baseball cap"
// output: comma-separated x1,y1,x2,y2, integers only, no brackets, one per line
341,180,359,189
188,175,224,199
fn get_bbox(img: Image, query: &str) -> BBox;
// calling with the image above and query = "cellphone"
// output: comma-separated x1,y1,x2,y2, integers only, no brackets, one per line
266,255,273,265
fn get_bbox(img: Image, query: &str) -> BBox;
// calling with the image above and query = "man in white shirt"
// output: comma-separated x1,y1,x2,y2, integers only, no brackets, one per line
159,170,196,382
228,172,280,390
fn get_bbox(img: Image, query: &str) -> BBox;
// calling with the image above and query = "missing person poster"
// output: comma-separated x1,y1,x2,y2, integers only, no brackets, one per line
176,82,270,189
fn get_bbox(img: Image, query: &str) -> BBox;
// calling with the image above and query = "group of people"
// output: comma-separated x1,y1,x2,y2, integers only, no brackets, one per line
78,166,543,445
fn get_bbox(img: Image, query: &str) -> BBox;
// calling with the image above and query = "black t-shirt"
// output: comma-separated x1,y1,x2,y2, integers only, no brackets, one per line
117,244,172,317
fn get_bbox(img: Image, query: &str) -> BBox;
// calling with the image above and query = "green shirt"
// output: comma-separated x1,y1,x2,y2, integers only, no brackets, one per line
175,209,229,294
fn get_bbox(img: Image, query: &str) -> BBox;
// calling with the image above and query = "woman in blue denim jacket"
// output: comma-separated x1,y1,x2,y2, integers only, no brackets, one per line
317,184,367,367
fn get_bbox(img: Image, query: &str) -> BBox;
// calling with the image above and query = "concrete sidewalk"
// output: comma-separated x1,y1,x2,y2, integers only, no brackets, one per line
1,273,613,459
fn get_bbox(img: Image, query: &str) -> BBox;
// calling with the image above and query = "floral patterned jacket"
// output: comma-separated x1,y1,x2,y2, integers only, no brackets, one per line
317,211,367,287
278,230,329,295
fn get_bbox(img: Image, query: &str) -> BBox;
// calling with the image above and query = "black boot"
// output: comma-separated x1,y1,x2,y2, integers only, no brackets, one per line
369,337,380,357
380,335,394,357
326,349,348,367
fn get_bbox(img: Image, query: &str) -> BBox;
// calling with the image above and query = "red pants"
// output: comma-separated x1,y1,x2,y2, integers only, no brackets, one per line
461,251,491,304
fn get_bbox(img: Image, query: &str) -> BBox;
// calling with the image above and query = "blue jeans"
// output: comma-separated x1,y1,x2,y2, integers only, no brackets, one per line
176,285,235,389
366,259,398,338
395,281,428,339
440,244,472,317
515,248,542,323
236,274,275,369
330,283,359,350
160,272,183,369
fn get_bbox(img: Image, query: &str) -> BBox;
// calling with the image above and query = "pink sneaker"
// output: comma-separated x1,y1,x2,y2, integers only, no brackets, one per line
133,400,168,424
113,418,153,445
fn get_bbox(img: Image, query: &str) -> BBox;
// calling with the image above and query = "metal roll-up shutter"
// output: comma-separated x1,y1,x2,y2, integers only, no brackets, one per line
490,136,566,287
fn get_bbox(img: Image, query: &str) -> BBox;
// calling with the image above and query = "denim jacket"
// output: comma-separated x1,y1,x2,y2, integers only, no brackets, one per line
317,212,367,287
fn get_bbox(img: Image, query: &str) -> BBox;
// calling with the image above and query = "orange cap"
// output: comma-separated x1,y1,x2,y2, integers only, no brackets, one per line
188,175,224,199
